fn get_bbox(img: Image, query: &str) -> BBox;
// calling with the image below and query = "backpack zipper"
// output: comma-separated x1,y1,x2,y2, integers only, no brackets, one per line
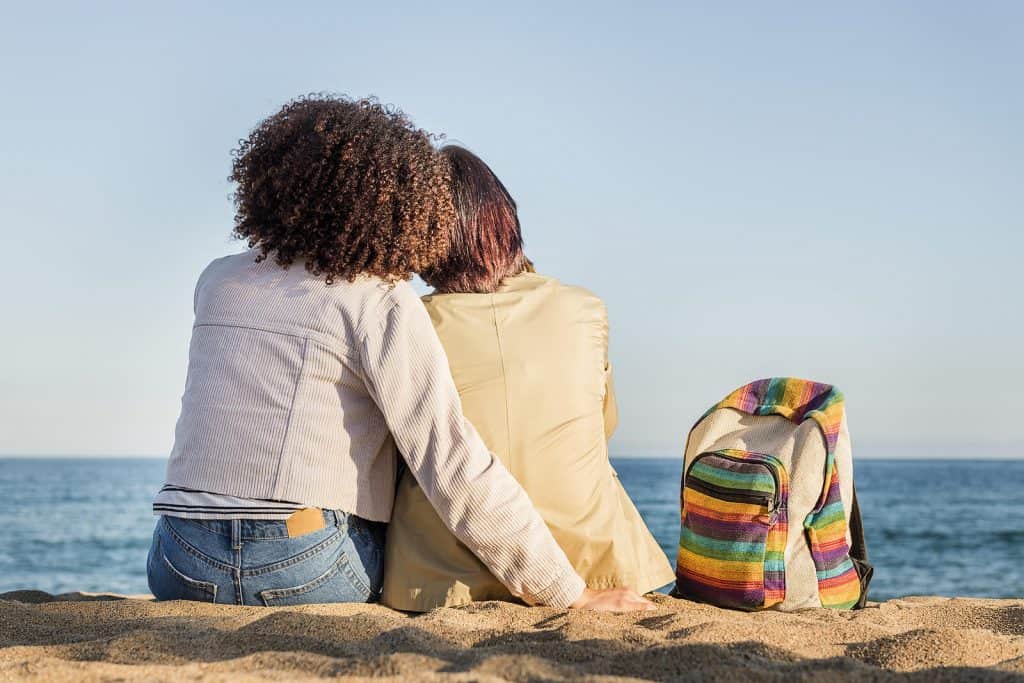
685,451,781,514
686,477,775,510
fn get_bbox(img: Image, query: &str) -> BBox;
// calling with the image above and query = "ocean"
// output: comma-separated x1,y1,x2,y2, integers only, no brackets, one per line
1,457,1022,601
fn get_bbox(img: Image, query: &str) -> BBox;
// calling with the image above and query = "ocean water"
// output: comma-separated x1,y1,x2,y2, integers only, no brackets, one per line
0,457,1022,601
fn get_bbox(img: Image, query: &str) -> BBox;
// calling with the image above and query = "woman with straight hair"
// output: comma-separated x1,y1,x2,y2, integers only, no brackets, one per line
382,145,675,611
147,95,651,612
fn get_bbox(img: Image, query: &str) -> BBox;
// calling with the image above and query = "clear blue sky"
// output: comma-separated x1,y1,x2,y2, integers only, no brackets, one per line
1,1,1021,457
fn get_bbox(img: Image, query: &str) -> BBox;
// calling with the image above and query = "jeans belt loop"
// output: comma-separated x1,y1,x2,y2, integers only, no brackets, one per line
230,519,242,550
332,509,346,531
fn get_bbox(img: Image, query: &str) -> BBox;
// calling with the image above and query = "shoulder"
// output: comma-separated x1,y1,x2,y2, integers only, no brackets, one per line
196,249,253,283
347,277,429,338
193,250,263,305
536,274,608,321
371,278,424,316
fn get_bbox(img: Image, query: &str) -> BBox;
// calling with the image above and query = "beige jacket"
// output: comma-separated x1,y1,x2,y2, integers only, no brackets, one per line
382,272,675,611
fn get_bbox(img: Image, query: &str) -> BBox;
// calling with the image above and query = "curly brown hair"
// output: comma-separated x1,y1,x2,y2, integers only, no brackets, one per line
229,94,454,283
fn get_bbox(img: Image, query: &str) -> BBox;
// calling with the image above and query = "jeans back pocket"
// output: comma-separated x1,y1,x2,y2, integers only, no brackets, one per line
259,552,371,606
147,535,219,603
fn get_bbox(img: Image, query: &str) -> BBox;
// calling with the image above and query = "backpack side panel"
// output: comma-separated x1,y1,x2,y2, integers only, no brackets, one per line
804,415,861,609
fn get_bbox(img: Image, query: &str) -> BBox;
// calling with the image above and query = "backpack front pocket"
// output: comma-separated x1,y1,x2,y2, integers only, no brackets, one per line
675,449,788,610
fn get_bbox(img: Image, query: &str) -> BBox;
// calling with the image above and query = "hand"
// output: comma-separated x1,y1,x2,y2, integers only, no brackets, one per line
570,586,656,612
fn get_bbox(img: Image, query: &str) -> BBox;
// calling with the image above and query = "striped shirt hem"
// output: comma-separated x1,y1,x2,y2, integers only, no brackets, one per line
152,485,303,520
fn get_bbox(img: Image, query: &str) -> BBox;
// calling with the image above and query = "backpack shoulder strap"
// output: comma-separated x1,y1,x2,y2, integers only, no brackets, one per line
697,377,844,511
848,485,874,608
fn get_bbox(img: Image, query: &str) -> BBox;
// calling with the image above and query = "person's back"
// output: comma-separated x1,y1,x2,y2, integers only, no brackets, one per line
381,146,673,611
164,250,400,515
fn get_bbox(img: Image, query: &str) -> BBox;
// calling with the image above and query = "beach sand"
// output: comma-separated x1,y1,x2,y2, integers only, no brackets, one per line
2,591,1023,681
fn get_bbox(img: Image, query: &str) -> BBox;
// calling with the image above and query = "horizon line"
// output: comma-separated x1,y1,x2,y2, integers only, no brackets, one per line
3,453,1023,461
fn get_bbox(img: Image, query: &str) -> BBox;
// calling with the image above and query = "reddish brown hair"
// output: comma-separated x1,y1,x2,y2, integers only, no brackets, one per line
421,145,528,293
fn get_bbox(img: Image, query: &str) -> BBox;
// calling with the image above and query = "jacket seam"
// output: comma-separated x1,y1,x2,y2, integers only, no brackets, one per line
193,321,358,363
488,294,515,471
355,287,401,347
272,335,309,501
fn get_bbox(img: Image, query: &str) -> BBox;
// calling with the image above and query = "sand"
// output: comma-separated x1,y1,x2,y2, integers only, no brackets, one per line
2,591,1023,682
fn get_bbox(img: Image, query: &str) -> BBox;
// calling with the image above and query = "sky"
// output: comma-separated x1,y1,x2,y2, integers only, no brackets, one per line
0,1,1021,458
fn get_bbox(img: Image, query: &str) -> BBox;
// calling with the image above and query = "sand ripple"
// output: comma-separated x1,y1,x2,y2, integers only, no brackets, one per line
2,592,1024,681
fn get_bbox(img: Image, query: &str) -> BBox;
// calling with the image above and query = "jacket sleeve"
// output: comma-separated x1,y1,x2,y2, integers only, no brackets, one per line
358,288,586,608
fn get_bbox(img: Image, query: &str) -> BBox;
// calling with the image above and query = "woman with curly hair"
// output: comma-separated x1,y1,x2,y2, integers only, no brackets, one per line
146,95,651,612
381,146,675,611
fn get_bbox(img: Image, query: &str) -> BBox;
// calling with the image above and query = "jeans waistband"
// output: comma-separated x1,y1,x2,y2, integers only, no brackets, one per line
173,509,350,541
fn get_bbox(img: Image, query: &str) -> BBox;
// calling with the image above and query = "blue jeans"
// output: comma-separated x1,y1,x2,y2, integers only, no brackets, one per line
147,511,385,606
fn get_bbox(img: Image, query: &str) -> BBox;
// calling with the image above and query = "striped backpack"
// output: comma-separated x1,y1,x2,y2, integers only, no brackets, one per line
673,378,873,611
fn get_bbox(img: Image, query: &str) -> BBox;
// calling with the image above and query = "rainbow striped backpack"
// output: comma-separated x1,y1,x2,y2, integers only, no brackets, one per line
673,378,873,611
